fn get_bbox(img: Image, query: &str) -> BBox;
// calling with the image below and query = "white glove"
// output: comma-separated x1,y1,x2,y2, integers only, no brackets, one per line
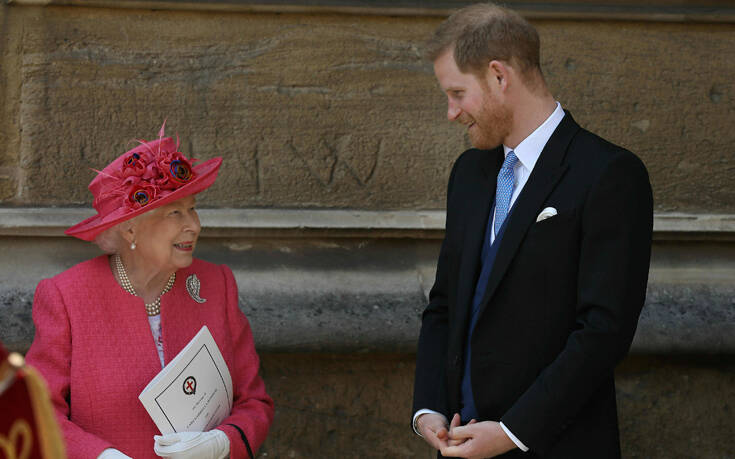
97,448,133,459
154,430,230,459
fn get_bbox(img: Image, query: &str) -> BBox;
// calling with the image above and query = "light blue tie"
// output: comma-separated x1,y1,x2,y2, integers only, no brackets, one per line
494,151,519,237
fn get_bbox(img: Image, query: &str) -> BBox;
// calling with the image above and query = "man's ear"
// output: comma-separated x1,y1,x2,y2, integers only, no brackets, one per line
486,60,510,91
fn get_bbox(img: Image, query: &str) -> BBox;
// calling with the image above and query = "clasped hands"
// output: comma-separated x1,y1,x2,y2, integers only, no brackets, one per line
417,413,516,459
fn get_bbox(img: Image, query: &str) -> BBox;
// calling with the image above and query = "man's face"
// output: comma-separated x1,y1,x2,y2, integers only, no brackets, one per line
433,51,512,149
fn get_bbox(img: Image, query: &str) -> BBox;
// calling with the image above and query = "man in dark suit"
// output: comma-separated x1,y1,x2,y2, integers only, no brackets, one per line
412,3,653,458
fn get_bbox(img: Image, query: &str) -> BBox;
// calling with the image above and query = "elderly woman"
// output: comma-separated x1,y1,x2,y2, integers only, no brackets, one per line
25,124,273,459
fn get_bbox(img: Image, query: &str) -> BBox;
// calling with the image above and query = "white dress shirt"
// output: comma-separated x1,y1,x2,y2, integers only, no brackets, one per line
490,102,565,243
413,102,566,453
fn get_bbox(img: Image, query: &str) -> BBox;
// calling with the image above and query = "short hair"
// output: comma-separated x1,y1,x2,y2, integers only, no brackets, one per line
92,217,139,254
94,225,125,254
424,3,541,79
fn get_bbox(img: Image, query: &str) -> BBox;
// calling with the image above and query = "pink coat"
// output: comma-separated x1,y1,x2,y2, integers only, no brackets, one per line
26,256,274,458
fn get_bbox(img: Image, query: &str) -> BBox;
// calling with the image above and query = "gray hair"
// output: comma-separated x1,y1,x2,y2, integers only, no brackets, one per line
92,216,143,254
93,224,126,254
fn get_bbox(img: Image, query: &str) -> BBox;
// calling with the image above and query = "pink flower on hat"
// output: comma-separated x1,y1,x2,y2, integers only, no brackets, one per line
126,183,159,210
121,152,147,178
156,151,196,190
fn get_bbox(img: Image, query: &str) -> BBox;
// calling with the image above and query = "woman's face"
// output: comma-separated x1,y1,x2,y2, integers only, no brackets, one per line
130,195,201,274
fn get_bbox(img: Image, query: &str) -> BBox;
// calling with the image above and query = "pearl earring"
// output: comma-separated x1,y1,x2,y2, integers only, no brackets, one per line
130,241,136,250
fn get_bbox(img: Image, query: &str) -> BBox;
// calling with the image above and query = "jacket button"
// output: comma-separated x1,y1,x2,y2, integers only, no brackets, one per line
454,355,462,366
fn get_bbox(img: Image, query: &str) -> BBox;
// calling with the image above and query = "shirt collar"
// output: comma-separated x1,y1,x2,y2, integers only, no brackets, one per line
503,101,565,171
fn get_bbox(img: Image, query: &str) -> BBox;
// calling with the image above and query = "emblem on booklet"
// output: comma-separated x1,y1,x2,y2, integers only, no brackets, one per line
183,376,197,395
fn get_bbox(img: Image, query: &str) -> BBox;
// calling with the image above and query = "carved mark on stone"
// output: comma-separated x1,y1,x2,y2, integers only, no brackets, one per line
287,134,381,188
254,142,263,195
286,138,338,187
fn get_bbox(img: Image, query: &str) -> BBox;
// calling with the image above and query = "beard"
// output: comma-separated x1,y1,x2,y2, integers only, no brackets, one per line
462,91,513,150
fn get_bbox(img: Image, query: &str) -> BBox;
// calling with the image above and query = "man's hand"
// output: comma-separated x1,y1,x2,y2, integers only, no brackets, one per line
446,414,476,447
440,420,517,458
416,413,453,451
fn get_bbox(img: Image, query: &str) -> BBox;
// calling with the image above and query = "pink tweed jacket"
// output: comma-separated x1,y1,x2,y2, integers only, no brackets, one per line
26,256,274,459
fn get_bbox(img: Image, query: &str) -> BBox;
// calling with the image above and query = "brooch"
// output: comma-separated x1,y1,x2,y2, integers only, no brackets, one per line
186,274,207,303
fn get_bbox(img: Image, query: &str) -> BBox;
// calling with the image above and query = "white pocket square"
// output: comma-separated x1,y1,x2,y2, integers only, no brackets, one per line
536,207,558,222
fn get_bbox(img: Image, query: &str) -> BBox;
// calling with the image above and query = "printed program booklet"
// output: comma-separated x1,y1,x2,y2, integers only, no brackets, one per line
139,326,233,434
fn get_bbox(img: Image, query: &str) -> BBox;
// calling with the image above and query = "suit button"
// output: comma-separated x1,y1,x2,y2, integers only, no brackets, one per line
453,355,462,367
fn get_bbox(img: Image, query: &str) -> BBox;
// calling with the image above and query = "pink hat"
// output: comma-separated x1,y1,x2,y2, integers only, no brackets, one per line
66,123,222,241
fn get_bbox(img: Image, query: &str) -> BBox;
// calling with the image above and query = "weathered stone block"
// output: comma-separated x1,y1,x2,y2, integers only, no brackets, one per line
0,171,16,201
11,8,457,209
259,353,434,458
539,20,735,214
635,282,735,354
616,355,735,457
2,235,735,354
3,7,733,212
256,353,735,458
0,4,23,205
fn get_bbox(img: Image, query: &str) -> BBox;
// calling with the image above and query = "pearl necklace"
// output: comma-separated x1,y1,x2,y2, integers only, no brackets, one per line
113,254,176,316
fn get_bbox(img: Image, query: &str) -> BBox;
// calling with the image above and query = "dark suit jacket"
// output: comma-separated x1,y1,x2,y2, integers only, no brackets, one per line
413,112,653,458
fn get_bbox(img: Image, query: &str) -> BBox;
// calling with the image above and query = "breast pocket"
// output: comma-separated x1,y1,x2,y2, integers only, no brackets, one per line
522,208,579,255
512,207,581,322
528,208,575,234
503,207,579,309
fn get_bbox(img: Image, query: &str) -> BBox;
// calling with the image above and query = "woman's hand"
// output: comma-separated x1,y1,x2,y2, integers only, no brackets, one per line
97,448,132,459
153,430,230,459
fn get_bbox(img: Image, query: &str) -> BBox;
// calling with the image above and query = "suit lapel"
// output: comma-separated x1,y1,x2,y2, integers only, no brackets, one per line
453,148,503,338
477,112,581,313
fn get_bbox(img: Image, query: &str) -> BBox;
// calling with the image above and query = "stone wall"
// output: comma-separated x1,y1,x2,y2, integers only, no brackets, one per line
259,353,735,458
1,2,734,458
0,4,734,212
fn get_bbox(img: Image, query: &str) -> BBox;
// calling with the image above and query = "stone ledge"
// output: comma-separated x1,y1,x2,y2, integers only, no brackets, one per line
2,274,733,355
6,0,735,23
0,233,733,355
1,208,735,240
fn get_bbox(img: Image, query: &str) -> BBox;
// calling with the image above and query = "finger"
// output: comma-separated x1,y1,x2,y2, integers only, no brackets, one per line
435,426,449,440
446,414,464,445
447,436,466,447
154,434,182,447
467,418,477,425
431,435,449,451
426,428,449,451
440,442,471,458
449,413,461,429
447,424,474,440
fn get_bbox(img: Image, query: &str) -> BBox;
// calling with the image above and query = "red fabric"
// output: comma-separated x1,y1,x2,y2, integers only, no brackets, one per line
0,373,44,459
26,256,274,458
